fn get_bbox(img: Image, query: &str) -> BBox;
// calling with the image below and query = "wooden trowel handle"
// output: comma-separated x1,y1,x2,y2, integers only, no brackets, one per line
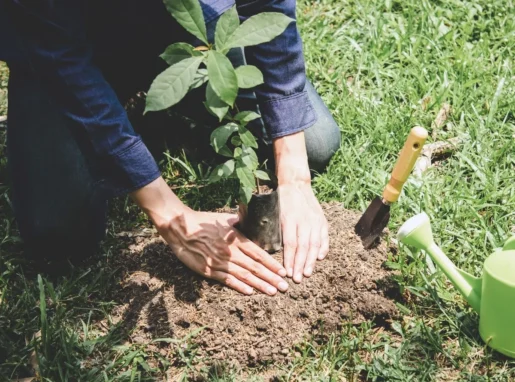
383,126,428,204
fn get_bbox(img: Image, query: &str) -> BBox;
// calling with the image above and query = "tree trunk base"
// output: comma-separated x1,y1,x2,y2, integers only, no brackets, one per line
237,190,281,253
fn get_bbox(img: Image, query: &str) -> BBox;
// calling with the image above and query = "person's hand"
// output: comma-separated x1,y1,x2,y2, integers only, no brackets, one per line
130,177,288,296
278,182,329,283
273,131,329,283
159,210,289,295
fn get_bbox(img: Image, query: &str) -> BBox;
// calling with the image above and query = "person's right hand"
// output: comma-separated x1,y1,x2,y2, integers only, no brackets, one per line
158,210,289,296
130,177,288,295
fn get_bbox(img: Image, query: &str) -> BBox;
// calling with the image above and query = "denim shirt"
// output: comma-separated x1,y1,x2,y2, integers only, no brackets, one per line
0,0,316,197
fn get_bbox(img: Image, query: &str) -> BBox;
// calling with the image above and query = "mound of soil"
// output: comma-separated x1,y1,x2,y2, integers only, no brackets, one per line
109,202,400,368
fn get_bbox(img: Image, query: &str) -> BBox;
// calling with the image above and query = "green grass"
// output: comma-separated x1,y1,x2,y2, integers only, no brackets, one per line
1,0,515,379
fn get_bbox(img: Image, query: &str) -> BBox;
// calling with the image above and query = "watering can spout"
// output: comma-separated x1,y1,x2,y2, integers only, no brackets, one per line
397,213,482,313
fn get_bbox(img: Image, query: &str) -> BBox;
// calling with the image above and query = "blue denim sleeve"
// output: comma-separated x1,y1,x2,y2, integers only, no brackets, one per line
0,0,23,62
235,0,317,139
6,0,161,198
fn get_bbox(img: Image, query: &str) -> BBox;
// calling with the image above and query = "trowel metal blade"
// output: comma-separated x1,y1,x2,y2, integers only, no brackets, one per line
354,196,391,249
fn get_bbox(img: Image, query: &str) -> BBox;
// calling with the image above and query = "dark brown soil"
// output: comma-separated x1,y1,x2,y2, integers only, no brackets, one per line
109,202,400,369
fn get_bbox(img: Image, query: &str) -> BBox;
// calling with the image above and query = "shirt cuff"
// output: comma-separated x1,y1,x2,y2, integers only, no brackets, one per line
258,90,317,139
102,138,161,198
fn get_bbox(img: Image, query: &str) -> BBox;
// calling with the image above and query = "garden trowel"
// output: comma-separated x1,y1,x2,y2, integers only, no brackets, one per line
355,126,428,249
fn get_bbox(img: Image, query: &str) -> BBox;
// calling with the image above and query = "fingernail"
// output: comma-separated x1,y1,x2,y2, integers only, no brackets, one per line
278,281,289,291
278,268,287,277
246,287,254,295
293,274,303,283
267,286,277,295
318,254,326,260
304,267,313,277
287,268,293,278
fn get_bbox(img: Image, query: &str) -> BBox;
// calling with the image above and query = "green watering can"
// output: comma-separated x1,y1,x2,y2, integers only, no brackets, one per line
397,212,515,358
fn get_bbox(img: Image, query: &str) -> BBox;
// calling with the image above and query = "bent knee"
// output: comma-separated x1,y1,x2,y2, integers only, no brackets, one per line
16,204,107,261
306,121,341,174
20,222,104,260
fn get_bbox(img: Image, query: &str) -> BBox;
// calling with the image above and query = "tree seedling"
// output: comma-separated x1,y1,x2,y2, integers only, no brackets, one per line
144,0,293,251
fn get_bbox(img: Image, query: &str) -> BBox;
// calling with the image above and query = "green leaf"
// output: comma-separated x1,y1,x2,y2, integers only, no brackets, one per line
137,358,152,372
164,0,208,44
222,159,236,176
241,154,258,171
218,146,233,157
190,68,208,90
210,123,238,153
207,51,238,106
145,56,203,113
235,65,264,89
243,145,259,163
239,186,253,205
208,159,235,183
215,6,240,53
238,125,258,148
38,275,48,351
205,82,229,121
160,42,202,66
240,146,259,170
234,111,261,124
231,135,242,146
224,12,294,50
234,147,243,158
254,170,270,180
236,161,256,189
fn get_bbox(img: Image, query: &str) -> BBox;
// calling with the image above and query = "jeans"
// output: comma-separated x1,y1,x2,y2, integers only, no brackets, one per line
6,8,341,265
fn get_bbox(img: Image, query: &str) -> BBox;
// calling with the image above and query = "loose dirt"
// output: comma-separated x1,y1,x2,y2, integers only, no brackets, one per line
109,202,400,369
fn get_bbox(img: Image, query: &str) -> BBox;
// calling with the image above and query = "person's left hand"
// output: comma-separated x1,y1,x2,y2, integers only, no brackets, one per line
278,181,329,283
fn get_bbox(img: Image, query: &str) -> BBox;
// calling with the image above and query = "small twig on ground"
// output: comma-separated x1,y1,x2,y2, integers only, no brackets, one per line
420,95,431,111
114,228,157,238
413,102,458,176
346,76,354,95
169,183,206,190
414,137,464,177
23,331,40,379
431,103,451,140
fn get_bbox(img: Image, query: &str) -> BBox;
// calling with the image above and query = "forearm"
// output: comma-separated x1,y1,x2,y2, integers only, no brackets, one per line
129,177,191,229
273,131,311,185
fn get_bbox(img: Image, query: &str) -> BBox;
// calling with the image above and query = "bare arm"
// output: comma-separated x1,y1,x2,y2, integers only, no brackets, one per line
273,132,329,283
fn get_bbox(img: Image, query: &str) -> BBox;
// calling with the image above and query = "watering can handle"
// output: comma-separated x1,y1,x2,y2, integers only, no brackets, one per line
503,236,515,251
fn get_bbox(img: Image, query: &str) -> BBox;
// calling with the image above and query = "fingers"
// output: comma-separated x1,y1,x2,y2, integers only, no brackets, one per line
293,223,310,283
226,262,281,296
304,224,321,278
319,219,329,260
231,247,289,293
211,271,254,295
282,220,297,278
238,236,287,277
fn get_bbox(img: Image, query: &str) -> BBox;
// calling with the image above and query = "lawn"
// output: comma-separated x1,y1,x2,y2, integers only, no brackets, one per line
1,0,515,380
